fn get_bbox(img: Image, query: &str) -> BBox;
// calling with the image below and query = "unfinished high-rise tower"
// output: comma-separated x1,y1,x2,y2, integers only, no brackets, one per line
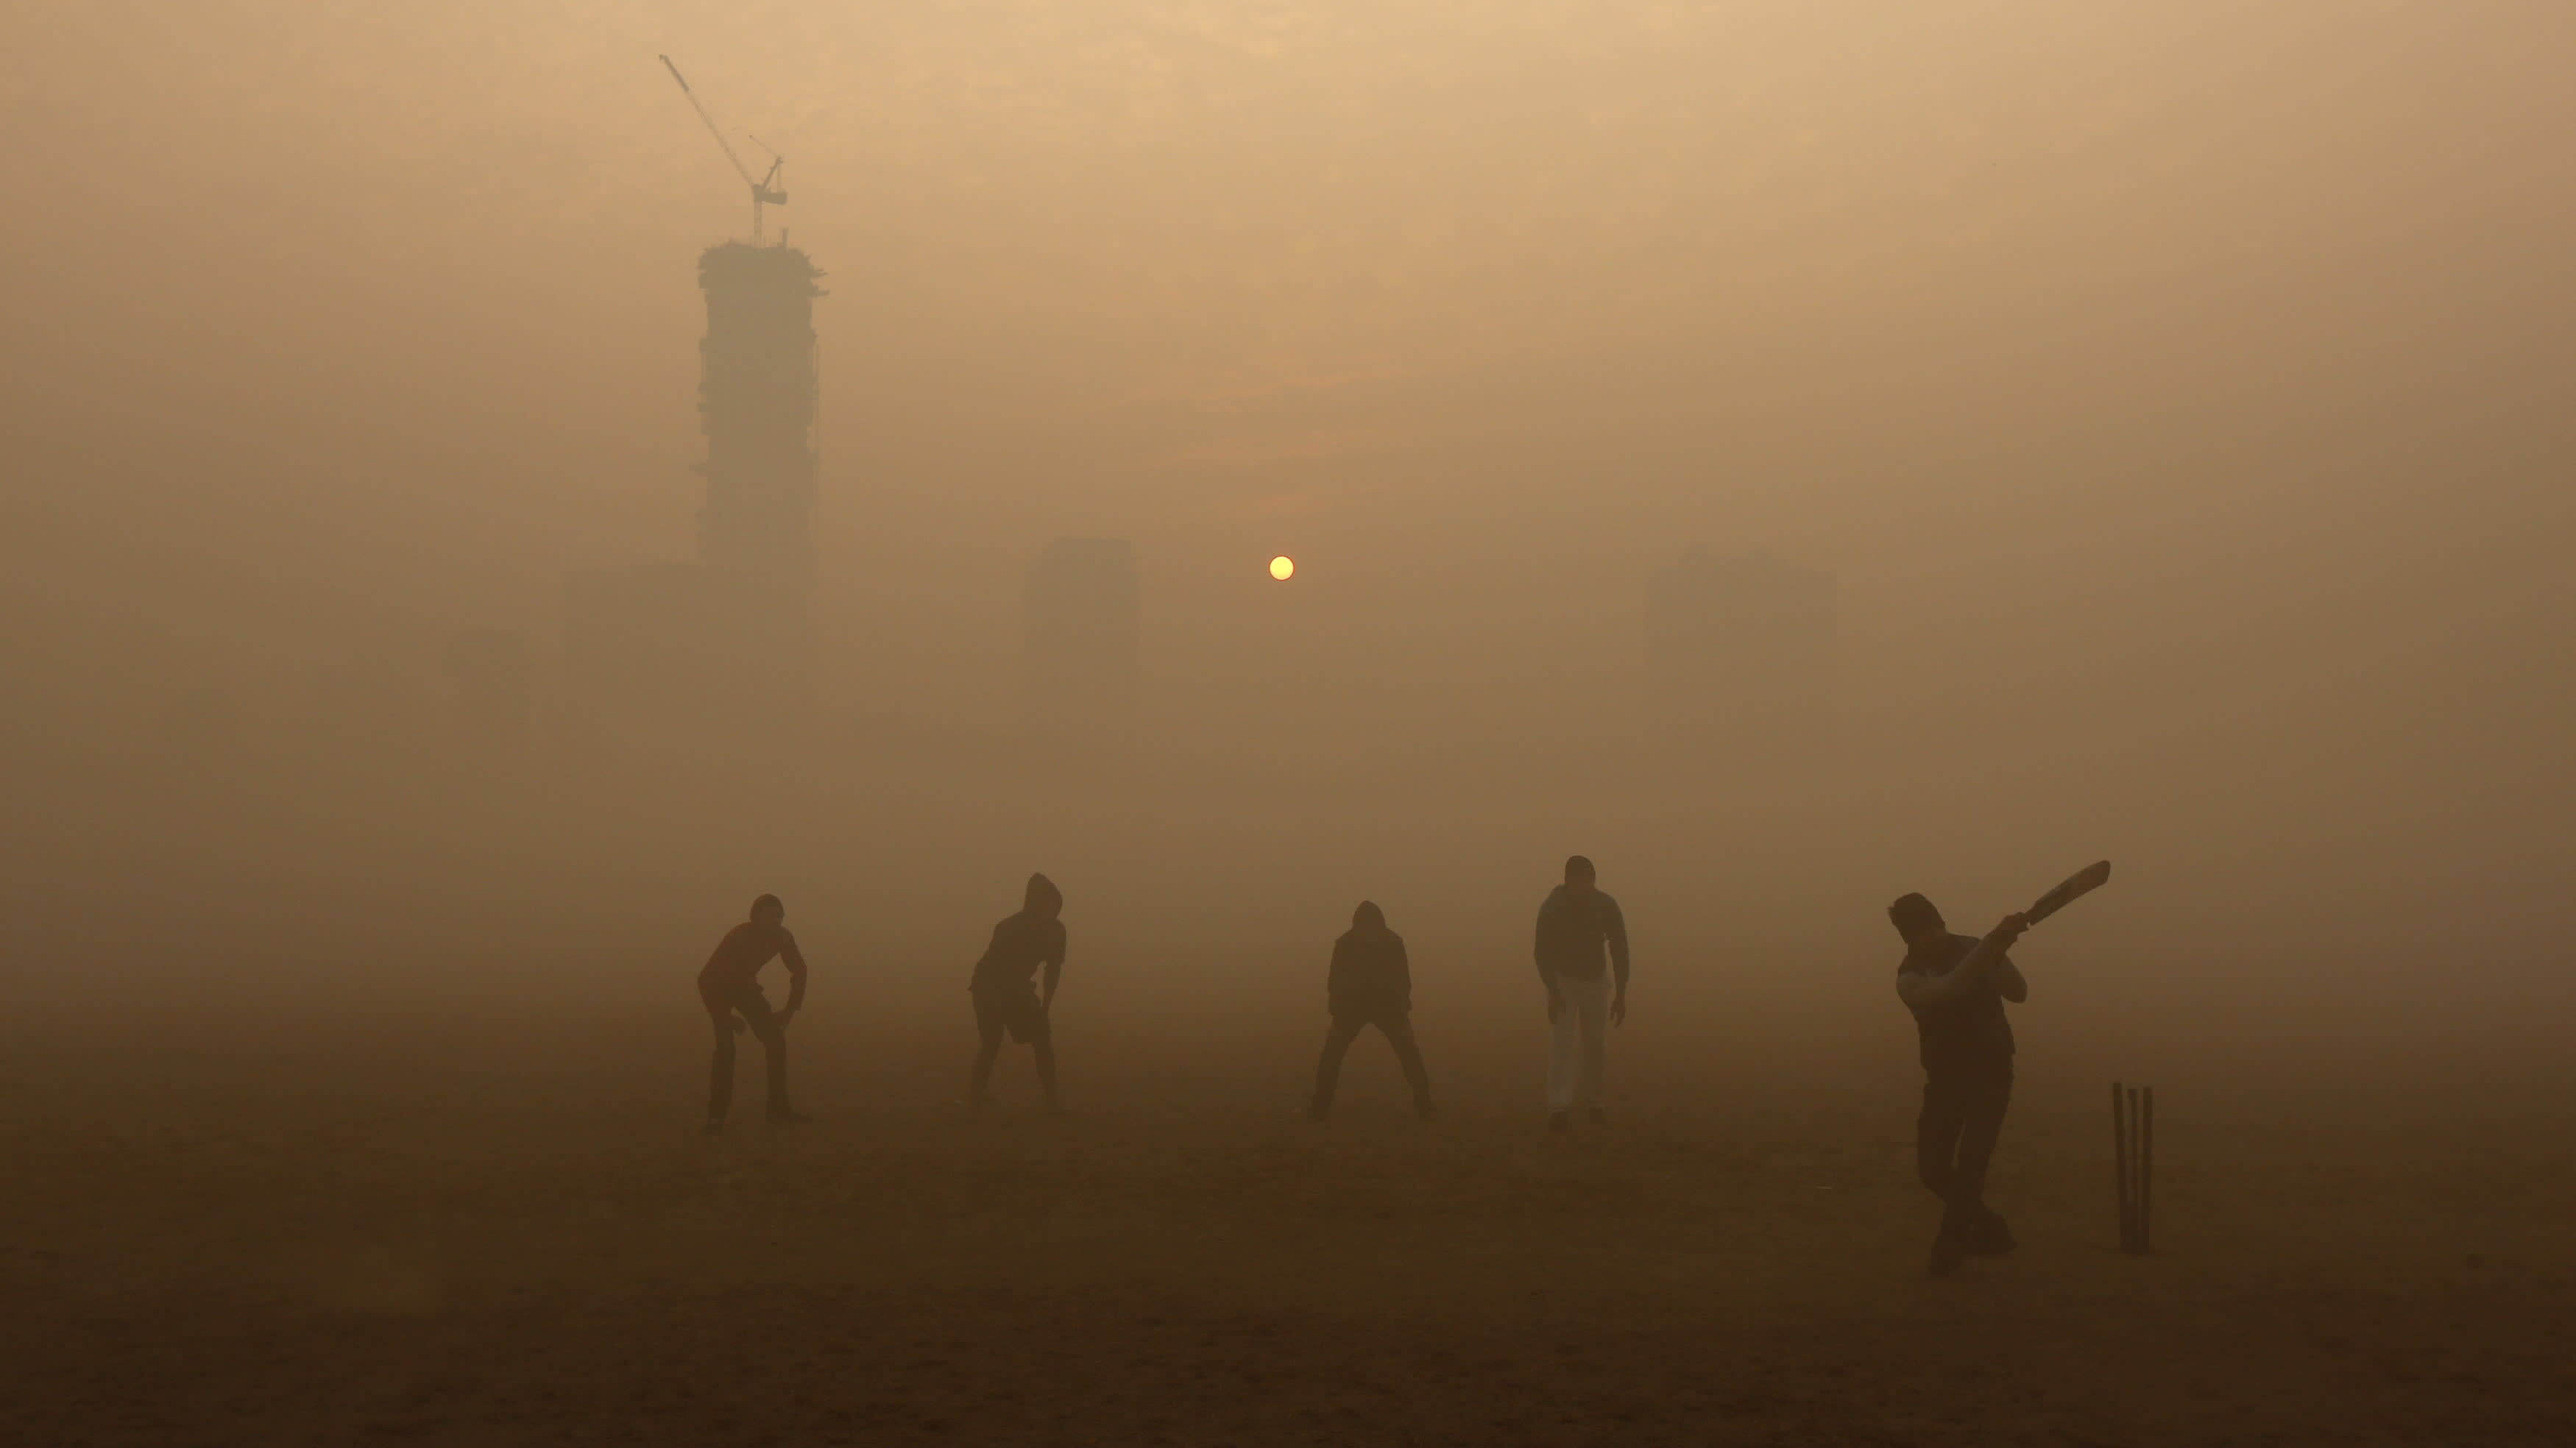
696,241,822,593
661,54,818,598
560,62,826,722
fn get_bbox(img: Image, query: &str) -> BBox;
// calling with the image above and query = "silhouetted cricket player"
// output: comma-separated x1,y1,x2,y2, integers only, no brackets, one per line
697,893,808,1133
1535,855,1629,1132
1889,892,2029,1276
1308,901,1434,1122
969,873,1066,1112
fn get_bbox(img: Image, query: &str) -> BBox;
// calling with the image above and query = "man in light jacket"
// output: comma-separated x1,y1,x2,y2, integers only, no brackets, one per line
1534,855,1629,1132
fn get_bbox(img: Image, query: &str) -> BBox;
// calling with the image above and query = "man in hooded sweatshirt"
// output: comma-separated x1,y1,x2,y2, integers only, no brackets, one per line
1889,892,2029,1277
1535,854,1629,1132
1308,901,1435,1122
697,892,808,1133
969,873,1066,1111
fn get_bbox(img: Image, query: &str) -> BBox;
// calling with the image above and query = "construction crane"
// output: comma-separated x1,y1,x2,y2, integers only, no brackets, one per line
659,54,787,244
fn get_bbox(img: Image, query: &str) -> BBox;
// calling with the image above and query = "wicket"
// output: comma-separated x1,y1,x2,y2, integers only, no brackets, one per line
2113,1081,2154,1253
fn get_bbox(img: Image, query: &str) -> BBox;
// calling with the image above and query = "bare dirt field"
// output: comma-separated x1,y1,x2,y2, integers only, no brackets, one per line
6,1006,2572,1446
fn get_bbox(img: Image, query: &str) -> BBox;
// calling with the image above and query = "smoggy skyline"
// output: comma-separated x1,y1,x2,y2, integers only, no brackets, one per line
4,1,2569,1031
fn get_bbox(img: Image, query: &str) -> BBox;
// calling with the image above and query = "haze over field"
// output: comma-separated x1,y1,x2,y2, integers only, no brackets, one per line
2,1,2569,1051
9,7,2576,1444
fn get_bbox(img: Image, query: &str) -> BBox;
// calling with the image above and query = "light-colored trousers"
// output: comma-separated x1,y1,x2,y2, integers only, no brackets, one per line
1547,972,1611,1112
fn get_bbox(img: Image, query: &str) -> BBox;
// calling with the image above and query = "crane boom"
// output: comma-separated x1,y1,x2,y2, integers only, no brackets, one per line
660,54,788,242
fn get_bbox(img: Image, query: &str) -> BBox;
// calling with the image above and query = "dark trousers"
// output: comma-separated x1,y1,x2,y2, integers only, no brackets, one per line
970,987,1057,1105
1917,1064,2012,1238
703,982,789,1123
1312,1009,1432,1114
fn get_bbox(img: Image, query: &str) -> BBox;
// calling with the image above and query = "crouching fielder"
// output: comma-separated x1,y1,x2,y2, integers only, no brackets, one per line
1308,901,1434,1122
698,893,809,1132
969,873,1066,1112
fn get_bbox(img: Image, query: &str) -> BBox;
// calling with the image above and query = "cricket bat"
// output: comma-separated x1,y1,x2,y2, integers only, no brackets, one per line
2025,859,2111,926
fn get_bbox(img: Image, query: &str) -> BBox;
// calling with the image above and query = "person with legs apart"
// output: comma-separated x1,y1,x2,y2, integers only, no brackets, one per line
969,873,1067,1112
1309,901,1435,1123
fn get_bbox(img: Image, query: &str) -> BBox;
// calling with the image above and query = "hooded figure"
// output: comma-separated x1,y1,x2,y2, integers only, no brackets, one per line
1309,901,1434,1122
1328,901,1409,1017
969,873,1066,1110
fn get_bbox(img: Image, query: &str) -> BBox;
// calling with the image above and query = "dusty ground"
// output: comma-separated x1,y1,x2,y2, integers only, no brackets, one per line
5,1008,2572,1446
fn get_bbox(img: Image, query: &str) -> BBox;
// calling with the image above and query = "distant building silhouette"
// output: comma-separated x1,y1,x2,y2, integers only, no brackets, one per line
562,241,824,721
1645,546,1836,757
1023,538,1140,725
696,242,823,593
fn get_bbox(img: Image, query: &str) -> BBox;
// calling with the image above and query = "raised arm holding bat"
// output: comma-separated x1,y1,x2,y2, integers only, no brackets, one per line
1895,911,2030,1012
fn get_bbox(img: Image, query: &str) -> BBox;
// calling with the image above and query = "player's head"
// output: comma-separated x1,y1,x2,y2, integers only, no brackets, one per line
1025,873,1063,920
1887,892,1943,945
1563,855,1597,895
750,893,785,928
1351,900,1385,930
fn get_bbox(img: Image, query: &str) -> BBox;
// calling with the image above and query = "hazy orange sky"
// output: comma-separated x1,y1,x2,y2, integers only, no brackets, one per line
3,2,2570,1012
13,3,2566,577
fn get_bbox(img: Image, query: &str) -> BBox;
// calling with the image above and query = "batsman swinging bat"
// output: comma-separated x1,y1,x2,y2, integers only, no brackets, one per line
2025,859,2112,926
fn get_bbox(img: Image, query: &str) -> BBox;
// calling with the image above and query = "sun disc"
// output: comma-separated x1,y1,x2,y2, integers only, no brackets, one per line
1269,555,1295,581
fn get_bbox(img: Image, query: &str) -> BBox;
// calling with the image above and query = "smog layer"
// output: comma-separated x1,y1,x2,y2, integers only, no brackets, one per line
2,3,2570,1443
